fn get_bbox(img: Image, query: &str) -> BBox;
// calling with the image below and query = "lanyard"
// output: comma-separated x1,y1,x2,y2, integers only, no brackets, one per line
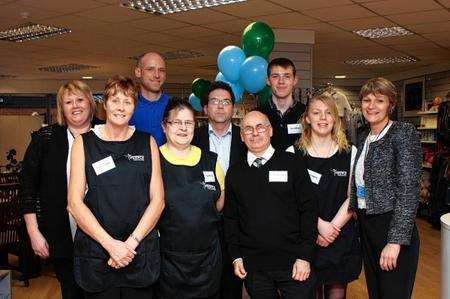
364,121,391,160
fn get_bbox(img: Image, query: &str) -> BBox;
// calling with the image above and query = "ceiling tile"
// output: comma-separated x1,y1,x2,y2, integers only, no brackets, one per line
36,15,110,32
407,21,450,34
19,0,107,14
303,5,376,22
331,16,396,31
255,12,319,28
361,0,442,15
423,31,450,41
161,26,221,39
129,32,181,44
164,9,237,25
375,34,427,45
0,1,60,22
75,5,148,23
273,0,352,11
435,0,450,8
316,31,365,43
212,0,290,18
128,16,187,32
387,9,450,25
285,22,346,33
202,19,251,34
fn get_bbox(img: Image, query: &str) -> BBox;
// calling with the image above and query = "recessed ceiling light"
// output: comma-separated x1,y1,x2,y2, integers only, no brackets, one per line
344,56,418,65
353,26,413,39
38,63,98,73
0,22,71,42
82,76,93,79
122,0,246,15
334,75,346,79
129,49,204,61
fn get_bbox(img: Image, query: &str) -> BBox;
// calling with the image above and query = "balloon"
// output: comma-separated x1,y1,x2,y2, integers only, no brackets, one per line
257,85,272,106
191,78,210,99
241,22,275,59
217,46,246,83
239,56,268,94
188,93,203,112
214,73,244,103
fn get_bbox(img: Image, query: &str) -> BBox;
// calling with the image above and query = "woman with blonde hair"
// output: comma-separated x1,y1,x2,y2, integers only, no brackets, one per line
21,80,96,299
296,92,361,299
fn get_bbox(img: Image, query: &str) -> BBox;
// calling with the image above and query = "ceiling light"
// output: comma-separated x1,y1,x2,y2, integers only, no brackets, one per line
353,26,413,39
344,56,418,65
38,63,98,73
122,0,246,15
0,22,71,42
129,49,204,61
82,76,93,79
334,75,346,79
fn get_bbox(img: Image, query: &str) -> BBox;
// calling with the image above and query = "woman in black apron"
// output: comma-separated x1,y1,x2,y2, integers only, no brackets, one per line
68,76,164,299
296,92,361,299
157,98,224,298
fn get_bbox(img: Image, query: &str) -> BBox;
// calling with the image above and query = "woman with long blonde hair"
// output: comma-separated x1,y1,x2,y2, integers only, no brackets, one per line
296,92,361,299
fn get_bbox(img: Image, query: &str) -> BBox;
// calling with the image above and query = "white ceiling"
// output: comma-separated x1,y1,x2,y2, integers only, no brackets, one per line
0,0,449,91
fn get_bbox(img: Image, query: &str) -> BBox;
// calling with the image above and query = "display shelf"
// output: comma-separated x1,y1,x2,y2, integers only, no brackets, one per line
420,140,437,144
416,110,438,115
422,163,432,169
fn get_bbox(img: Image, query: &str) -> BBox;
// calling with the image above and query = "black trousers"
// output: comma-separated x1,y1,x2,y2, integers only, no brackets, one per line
218,223,243,299
244,269,316,299
52,258,83,299
357,211,420,299
84,285,153,299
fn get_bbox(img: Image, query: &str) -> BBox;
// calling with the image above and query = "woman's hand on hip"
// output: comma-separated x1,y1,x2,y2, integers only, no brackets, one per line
380,243,401,271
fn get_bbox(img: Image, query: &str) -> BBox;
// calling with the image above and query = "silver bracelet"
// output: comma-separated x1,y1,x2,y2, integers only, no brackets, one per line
130,233,141,244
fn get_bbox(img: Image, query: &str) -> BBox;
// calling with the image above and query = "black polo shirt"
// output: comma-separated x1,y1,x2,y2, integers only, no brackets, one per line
257,100,306,151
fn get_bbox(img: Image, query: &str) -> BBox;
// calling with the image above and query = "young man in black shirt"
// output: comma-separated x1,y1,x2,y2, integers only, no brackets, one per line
257,58,306,151
223,111,317,299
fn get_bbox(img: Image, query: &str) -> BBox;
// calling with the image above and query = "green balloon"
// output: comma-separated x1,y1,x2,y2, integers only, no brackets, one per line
257,85,272,106
192,78,210,99
242,22,275,59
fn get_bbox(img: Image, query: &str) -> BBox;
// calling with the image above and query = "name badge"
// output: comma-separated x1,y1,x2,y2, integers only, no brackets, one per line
357,198,366,209
307,169,321,185
356,185,366,198
92,156,116,176
203,171,216,183
269,171,288,182
287,123,302,135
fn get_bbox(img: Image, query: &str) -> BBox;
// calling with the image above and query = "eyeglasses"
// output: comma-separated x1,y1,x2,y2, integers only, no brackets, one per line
166,119,195,129
242,124,271,135
208,98,232,106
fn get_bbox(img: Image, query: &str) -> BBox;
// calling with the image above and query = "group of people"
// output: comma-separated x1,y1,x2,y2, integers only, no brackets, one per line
19,52,422,299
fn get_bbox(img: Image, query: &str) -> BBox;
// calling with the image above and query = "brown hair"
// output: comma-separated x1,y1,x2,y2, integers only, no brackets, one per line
103,75,138,105
56,80,96,126
296,92,349,153
359,77,398,113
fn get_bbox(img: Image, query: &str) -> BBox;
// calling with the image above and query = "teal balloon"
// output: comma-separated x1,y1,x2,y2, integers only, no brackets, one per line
214,73,244,103
258,85,272,106
217,46,246,83
188,93,203,112
241,22,275,59
191,78,210,99
239,56,268,94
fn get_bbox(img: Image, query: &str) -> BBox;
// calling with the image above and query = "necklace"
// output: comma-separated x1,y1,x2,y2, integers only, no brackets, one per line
310,140,334,158
364,120,391,158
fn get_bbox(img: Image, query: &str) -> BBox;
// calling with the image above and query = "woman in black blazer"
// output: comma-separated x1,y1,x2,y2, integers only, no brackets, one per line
20,80,97,299
351,77,421,299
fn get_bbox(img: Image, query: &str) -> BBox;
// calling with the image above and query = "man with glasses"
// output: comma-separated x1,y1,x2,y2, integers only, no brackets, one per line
130,51,168,146
224,111,317,299
257,57,305,151
192,81,246,299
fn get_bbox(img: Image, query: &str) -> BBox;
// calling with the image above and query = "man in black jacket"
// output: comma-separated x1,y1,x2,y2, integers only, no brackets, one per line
224,111,317,299
192,81,246,299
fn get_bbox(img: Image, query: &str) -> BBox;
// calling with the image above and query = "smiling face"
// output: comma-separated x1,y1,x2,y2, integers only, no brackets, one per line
104,91,135,127
305,99,335,138
361,92,391,128
163,107,195,149
267,65,298,101
135,52,166,96
240,111,273,155
61,91,92,129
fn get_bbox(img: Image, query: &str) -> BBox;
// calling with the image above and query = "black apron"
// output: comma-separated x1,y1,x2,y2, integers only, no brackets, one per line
73,130,160,292
158,149,222,298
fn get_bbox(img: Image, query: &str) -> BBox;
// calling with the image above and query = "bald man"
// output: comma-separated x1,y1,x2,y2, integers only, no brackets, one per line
223,111,318,299
130,52,169,145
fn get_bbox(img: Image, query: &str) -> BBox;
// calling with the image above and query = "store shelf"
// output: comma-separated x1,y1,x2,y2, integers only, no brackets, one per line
417,110,438,115
421,140,437,144
422,163,432,169
417,127,437,130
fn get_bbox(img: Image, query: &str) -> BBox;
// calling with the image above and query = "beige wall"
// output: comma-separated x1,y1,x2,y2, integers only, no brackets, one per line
0,115,43,166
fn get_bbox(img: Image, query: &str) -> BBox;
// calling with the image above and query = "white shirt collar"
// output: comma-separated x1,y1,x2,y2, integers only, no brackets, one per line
247,145,275,167
208,123,232,137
